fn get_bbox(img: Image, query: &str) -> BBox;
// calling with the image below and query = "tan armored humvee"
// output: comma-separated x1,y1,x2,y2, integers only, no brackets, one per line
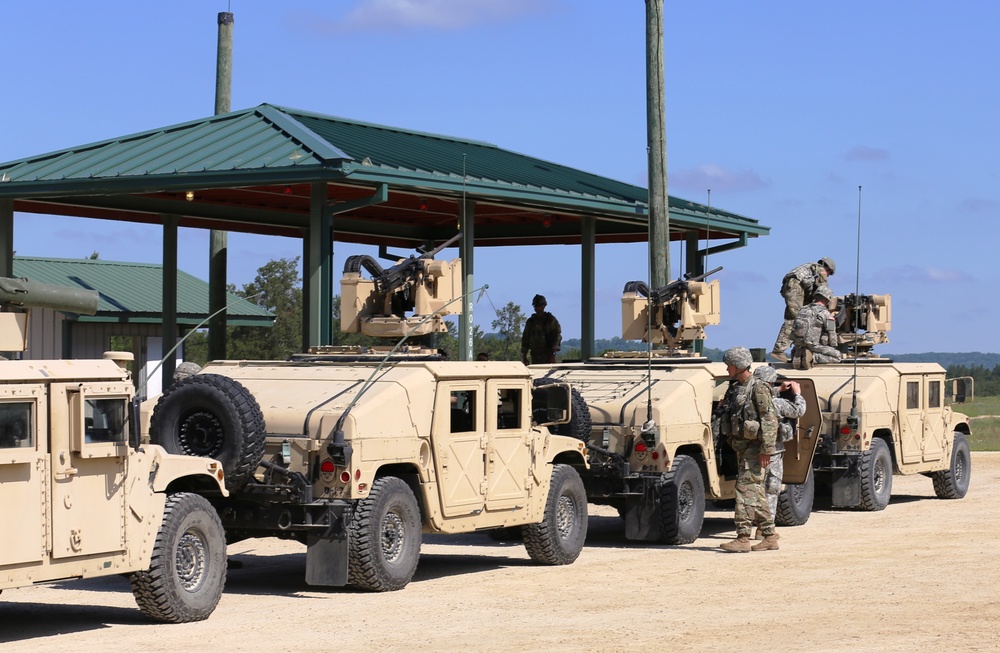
778,292,972,509
0,277,228,623
143,357,590,592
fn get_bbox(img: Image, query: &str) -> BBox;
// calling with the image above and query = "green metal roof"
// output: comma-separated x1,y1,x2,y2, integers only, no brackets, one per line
12,257,274,327
0,104,768,246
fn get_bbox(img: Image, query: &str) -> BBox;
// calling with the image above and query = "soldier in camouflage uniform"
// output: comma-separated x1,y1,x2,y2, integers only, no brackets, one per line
771,257,835,362
521,294,561,365
791,286,842,369
752,365,807,536
718,347,781,552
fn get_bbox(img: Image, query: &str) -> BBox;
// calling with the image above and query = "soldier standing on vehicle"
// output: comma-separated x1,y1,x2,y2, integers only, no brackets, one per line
521,294,561,365
719,347,780,552
791,286,842,369
752,365,807,537
771,257,836,362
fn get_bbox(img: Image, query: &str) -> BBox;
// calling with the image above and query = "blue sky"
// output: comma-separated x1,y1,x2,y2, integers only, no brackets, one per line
2,1,997,354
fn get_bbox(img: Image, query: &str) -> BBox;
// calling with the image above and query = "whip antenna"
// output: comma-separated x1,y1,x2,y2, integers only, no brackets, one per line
848,185,862,430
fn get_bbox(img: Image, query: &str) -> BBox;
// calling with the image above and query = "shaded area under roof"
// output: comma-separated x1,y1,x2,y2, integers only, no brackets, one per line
12,257,273,327
0,103,769,248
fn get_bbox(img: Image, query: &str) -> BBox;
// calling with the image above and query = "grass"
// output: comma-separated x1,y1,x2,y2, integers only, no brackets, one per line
950,395,1000,452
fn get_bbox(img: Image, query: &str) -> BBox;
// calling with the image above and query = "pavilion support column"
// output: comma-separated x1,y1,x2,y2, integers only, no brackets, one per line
0,200,13,277
458,199,475,361
162,214,179,389
646,0,669,288
685,230,704,277
581,216,596,361
304,182,333,349
208,10,234,361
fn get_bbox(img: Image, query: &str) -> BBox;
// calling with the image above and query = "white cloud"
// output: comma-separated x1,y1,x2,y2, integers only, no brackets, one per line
875,264,971,285
844,145,890,162
669,164,769,193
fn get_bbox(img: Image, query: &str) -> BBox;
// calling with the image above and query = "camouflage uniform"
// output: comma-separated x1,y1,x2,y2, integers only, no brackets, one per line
521,311,561,364
720,376,779,537
792,301,842,366
766,389,807,517
773,262,830,356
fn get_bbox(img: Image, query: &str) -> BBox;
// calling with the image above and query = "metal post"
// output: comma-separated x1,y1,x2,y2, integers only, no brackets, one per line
581,216,596,360
0,200,13,278
646,0,669,288
162,215,179,387
459,199,475,361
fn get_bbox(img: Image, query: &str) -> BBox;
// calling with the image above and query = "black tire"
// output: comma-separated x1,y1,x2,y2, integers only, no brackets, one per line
150,374,266,492
130,493,227,623
932,433,971,499
658,454,706,545
532,378,592,441
523,465,588,565
859,437,893,511
348,476,422,592
776,469,814,526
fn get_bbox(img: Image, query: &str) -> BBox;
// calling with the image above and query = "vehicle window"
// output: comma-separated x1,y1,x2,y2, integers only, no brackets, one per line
450,390,476,433
0,402,32,449
928,381,941,408
85,398,127,444
497,388,521,430
906,381,919,410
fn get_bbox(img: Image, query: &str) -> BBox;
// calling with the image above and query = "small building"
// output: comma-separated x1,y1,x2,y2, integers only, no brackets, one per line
9,257,273,396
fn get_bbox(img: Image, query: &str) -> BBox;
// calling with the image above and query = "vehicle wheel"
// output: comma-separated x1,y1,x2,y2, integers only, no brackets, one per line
130,493,227,623
348,476,422,592
150,374,266,492
859,437,893,511
932,433,971,499
658,454,705,545
523,464,588,565
776,469,814,526
531,378,592,441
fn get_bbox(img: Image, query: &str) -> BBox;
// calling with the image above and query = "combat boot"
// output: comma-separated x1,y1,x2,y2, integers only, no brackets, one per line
719,534,752,553
754,528,780,541
751,533,780,551
770,349,788,363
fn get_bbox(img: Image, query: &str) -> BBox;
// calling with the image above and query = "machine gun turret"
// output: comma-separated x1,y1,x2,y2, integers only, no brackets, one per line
832,292,891,356
620,266,722,353
0,276,99,352
340,235,462,339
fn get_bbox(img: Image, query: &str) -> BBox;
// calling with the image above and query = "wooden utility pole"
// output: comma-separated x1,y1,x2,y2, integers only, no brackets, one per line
209,11,233,360
646,0,669,288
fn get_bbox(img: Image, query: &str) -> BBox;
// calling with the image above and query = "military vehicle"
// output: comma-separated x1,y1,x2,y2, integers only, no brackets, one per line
143,241,589,592
779,292,972,510
0,277,228,623
530,271,824,545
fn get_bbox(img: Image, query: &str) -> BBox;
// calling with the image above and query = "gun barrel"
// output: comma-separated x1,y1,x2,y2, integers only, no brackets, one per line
0,277,99,315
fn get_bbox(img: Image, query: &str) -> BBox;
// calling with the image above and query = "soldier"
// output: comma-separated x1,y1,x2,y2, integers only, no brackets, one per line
521,294,561,365
718,347,781,552
771,257,836,362
752,365,807,537
791,286,842,369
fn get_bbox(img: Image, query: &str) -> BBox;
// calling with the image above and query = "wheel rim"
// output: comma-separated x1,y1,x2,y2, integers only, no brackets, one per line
176,528,208,592
955,449,968,482
381,510,406,563
677,480,694,521
555,494,577,540
873,457,887,495
179,410,224,457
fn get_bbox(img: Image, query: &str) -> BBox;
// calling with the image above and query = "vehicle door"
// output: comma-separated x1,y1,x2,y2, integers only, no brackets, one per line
484,381,531,511
0,386,46,566
898,375,944,464
781,378,823,484
49,382,132,558
432,382,486,517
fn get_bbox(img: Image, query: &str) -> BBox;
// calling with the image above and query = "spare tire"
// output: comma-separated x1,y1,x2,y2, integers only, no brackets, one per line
150,374,266,492
531,378,592,442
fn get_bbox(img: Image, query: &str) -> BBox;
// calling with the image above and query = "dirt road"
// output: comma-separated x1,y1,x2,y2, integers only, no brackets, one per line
3,453,998,653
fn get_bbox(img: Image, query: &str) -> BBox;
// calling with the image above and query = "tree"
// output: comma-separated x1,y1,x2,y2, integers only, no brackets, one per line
490,301,526,361
227,257,303,360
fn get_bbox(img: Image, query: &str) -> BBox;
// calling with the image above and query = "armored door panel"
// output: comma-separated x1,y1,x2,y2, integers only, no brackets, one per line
49,385,130,559
899,378,924,465
0,397,44,566
433,385,486,517
485,384,531,511
921,377,945,462
781,378,822,484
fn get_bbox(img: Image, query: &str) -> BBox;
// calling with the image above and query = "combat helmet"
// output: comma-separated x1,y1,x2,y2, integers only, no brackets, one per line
753,365,779,384
818,257,836,275
813,285,834,302
532,294,547,307
722,346,753,371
